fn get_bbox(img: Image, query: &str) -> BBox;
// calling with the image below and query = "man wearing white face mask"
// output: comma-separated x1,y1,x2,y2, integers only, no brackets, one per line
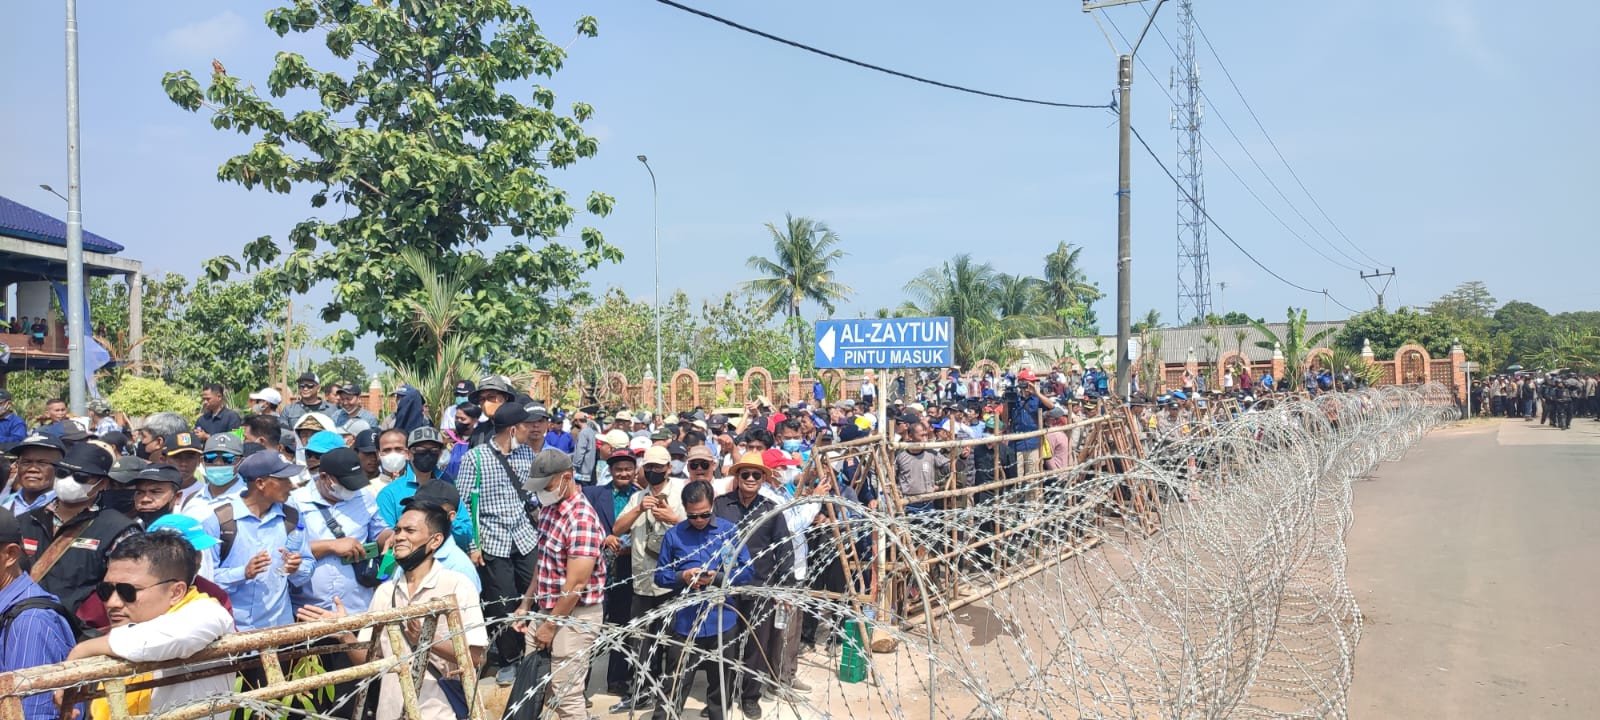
372,428,415,495
290,447,391,615
16,443,139,627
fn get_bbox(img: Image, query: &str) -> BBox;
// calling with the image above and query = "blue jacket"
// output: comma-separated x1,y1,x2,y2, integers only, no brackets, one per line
654,516,753,638
0,413,25,444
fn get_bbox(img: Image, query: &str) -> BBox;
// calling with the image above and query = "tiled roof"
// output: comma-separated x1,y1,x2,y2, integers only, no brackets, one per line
0,194,124,254
1013,321,1348,367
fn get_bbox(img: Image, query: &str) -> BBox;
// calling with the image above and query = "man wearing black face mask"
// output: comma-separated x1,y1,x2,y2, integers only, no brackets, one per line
376,427,474,556
17,443,138,627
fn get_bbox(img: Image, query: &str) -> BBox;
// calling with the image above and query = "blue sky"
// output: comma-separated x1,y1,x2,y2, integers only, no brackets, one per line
3,1,1596,368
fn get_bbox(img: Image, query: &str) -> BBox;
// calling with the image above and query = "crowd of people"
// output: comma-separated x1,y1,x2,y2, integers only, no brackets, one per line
0,357,1444,720
1471,372,1598,429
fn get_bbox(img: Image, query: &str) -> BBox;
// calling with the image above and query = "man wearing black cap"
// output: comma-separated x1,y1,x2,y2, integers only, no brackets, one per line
0,389,26,444
0,506,75,718
17,443,139,625
283,371,334,433
457,401,540,680
130,465,186,528
163,431,205,491
2,434,65,517
291,447,389,617
333,383,379,430
201,450,312,631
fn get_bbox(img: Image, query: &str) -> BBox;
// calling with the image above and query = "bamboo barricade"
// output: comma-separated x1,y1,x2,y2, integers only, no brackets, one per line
0,597,480,720
840,410,1162,632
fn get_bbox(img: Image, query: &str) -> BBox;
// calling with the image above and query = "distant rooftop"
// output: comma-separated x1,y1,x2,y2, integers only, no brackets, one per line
0,194,124,255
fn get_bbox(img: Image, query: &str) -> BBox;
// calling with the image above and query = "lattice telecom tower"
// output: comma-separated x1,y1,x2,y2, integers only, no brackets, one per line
1172,0,1212,323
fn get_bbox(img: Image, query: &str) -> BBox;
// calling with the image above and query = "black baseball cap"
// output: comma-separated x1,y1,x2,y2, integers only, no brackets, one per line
56,443,114,477
164,432,203,456
0,507,20,546
354,428,379,453
133,465,185,487
296,371,320,386
666,442,688,458
453,380,475,396
492,403,529,428
318,447,370,491
403,480,461,513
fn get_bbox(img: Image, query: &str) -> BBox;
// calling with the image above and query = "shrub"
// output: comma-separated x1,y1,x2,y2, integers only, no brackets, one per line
107,377,193,418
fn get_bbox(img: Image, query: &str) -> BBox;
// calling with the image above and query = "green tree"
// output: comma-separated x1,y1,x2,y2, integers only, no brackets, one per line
1427,281,1496,322
1131,309,1163,334
1187,311,1260,327
1251,307,1337,390
1493,301,1553,366
313,356,370,387
743,214,853,350
901,255,1030,365
162,1,616,370
1041,242,1101,334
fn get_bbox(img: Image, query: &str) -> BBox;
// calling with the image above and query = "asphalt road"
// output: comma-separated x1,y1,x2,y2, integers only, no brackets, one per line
1347,416,1600,718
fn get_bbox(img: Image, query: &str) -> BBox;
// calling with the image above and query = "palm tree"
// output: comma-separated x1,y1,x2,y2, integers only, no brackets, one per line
389,248,482,417
901,255,1032,365
744,214,853,349
1131,308,1163,334
1042,242,1102,334
1251,307,1337,390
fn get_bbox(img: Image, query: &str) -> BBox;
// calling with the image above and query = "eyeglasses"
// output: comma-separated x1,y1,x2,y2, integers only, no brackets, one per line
737,471,766,480
203,452,238,464
16,458,54,468
297,382,318,389
688,460,713,470
96,578,182,603
685,512,714,521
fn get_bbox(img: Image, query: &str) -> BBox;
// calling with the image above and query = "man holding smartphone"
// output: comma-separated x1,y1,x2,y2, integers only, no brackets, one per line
1002,369,1056,479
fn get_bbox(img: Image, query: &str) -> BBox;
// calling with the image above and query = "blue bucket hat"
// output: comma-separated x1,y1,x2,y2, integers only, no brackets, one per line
146,513,219,551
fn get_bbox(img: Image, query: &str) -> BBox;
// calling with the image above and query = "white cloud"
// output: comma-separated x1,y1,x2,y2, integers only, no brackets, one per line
159,11,247,58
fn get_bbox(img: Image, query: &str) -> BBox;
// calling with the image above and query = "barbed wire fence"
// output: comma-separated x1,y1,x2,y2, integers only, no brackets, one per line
1,384,1459,720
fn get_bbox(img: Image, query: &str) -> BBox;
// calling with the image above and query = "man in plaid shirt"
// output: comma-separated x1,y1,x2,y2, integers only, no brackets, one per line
460,402,541,678
513,448,605,720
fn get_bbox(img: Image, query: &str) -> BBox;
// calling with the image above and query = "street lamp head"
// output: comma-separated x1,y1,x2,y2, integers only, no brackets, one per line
636,155,648,163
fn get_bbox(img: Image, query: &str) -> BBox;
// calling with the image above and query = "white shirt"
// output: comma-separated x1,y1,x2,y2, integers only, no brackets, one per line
106,593,236,719
359,563,489,720
759,485,822,581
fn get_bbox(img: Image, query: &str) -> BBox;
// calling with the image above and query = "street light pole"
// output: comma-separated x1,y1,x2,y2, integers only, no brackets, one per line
64,0,88,415
637,155,663,415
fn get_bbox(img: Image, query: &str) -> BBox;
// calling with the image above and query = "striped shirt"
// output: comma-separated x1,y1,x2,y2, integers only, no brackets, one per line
459,442,539,557
0,575,75,718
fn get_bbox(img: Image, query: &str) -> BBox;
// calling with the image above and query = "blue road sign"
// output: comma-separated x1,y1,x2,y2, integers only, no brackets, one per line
813,317,954,369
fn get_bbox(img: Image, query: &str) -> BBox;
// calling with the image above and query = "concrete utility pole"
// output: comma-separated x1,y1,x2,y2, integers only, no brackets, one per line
1116,53,1133,401
1087,0,1167,402
1360,267,1396,310
64,0,87,415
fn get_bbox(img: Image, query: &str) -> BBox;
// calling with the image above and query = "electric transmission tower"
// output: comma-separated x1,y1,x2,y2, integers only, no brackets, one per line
1172,0,1212,324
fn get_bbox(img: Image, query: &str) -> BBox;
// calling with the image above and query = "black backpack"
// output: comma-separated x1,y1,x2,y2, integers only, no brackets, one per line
0,596,96,644
214,502,301,563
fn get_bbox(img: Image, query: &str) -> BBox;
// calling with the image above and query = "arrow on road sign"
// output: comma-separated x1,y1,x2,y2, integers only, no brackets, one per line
819,326,837,362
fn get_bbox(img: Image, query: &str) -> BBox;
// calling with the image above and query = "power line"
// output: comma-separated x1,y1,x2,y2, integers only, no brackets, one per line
1130,124,1359,314
652,0,1113,110
1192,16,1389,268
1108,12,1366,273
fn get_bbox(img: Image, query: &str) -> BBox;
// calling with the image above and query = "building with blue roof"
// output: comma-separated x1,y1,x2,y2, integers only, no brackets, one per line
0,193,144,375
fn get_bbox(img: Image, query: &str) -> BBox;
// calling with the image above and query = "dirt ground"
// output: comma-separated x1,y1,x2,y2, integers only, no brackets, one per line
1346,417,1600,718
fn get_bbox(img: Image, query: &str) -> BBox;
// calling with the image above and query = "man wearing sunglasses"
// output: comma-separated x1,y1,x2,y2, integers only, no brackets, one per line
60,530,234,719
17,443,139,627
179,434,246,516
714,453,793,718
653,479,754,720
282,371,333,434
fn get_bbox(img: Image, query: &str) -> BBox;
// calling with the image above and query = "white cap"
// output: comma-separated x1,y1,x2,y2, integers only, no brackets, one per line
249,388,283,406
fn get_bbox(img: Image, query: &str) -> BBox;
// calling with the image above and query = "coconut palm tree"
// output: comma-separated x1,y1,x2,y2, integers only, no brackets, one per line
1042,241,1102,334
901,255,1030,365
389,248,482,418
744,214,853,349
1251,307,1338,390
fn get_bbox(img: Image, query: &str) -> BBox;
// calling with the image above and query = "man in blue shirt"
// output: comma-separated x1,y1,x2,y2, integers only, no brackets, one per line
200,450,313,631
290,447,390,614
1003,369,1056,480
0,389,27,444
652,480,753,720
374,427,473,551
0,506,75,718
